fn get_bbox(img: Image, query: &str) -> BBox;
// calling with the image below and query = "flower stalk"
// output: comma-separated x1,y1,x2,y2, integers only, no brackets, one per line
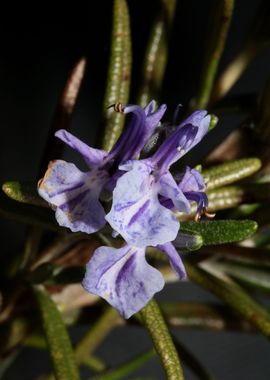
138,299,185,380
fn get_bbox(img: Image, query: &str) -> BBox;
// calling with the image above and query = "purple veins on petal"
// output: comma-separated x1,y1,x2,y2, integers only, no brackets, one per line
82,244,164,318
105,162,180,247
179,110,211,148
38,159,108,233
151,124,199,171
38,160,86,205
108,105,147,163
151,109,210,171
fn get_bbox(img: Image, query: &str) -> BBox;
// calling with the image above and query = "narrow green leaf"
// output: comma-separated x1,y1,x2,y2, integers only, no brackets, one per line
203,158,261,190
206,186,244,212
2,181,47,207
0,317,31,355
137,0,176,106
102,0,131,151
185,262,270,338
0,191,61,231
194,0,234,108
25,334,47,349
160,302,256,332
92,349,155,380
82,356,106,373
33,287,80,380
75,307,121,363
212,0,270,103
137,299,185,380
207,182,270,213
181,220,257,245
25,334,106,373
215,260,270,292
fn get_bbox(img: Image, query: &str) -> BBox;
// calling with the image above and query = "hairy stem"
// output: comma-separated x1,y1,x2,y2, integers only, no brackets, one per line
138,299,185,380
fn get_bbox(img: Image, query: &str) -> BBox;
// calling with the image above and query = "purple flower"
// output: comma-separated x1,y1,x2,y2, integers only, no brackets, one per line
38,101,166,234
38,100,212,318
162,166,208,217
106,110,210,247
178,166,209,218
82,241,186,318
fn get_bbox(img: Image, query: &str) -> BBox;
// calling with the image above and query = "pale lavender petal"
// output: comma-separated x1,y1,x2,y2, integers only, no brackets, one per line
82,245,164,318
144,103,167,143
144,100,156,115
38,160,108,233
38,160,87,205
178,167,208,213
178,167,206,193
158,242,187,280
179,110,210,147
55,185,106,233
55,129,108,168
106,163,180,247
159,172,191,213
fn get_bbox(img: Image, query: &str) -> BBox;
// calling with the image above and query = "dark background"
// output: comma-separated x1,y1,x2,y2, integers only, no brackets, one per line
1,1,270,379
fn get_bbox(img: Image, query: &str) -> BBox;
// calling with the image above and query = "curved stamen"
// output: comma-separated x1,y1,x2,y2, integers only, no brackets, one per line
108,102,124,113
